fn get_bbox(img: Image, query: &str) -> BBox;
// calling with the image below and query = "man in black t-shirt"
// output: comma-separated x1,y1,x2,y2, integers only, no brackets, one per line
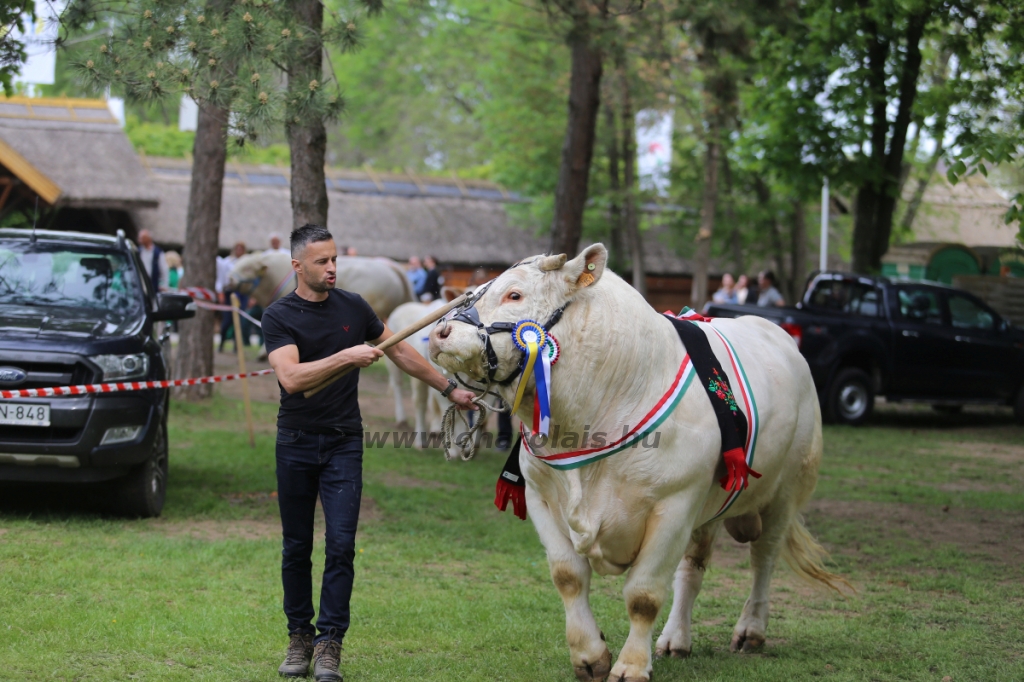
262,225,476,682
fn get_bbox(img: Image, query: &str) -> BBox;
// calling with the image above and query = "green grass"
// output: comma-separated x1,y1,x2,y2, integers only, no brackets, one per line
0,398,1022,681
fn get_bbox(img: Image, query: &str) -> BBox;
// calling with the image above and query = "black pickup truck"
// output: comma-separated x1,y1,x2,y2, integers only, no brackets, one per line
0,228,195,516
706,273,1024,426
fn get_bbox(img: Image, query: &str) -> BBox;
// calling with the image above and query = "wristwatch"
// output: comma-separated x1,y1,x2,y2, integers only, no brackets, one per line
440,378,458,398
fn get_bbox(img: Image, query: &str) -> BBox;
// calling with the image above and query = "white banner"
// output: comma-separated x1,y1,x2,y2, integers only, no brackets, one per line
636,109,673,196
11,0,63,86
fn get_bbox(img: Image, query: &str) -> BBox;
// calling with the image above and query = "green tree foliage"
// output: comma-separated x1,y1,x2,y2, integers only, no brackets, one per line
0,0,33,94
753,0,1024,272
62,0,374,142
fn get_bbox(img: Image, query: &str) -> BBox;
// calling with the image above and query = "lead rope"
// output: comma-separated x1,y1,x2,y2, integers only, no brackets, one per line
441,383,505,461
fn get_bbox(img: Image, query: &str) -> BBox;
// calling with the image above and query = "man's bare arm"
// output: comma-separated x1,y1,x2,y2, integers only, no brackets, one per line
268,344,383,395
373,326,477,409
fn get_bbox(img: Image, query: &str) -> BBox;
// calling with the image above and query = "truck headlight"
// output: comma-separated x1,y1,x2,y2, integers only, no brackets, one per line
90,354,150,381
100,425,143,445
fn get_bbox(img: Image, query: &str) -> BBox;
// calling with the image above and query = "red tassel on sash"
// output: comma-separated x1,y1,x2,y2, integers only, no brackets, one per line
495,478,527,520
719,447,762,491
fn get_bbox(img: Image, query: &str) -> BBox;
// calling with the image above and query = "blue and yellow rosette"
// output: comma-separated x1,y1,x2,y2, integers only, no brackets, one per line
511,320,555,436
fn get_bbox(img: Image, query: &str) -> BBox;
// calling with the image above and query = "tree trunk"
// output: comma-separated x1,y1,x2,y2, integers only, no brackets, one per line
899,51,952,236
753,175,786,287
851,12,928,273
722,155,743,274
287,0,328,229
690,130,720,310
790,199,807,300
900,129,945,234
619,61,645,299
174,101,229,400
550,21,603,257
603,103,625,273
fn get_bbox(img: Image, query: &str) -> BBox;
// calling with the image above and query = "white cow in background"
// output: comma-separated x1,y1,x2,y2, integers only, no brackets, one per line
228,251,413,319
429,244,847,682
386,300,448,446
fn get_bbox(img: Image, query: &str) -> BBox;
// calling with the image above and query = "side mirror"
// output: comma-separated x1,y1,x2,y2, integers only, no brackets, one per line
153,293,196,321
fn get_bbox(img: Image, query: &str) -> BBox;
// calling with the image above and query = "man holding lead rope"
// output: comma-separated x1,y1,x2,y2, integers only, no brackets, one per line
262,224,477,681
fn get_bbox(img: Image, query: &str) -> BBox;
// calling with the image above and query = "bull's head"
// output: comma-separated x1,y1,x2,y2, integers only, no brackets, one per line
227,252,269,295
429,243,607,385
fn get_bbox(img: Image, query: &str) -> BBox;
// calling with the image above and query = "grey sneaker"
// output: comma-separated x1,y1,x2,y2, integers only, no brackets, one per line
278,632,314,678
312,640,343,682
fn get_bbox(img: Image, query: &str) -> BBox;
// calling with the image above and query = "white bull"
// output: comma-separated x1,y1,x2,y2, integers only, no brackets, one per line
385,300,448,446
228,251,414,318
428,244,846,682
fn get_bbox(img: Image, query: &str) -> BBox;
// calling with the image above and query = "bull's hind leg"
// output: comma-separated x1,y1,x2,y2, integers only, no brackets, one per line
387,359,407,426
731,503,792,652
411,377,429,448
655,520,720,658
527,488,611,681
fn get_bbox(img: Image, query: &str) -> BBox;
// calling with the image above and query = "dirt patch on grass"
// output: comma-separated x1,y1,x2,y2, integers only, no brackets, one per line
925,442,1024,466
376,472,458,491
147,495,382,541
805,498,1024,565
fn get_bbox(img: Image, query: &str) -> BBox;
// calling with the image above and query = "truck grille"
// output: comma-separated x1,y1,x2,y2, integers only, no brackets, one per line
1,426,82,442
0,354,95,390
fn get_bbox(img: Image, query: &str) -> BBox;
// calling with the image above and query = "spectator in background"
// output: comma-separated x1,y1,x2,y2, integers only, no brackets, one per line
346,246,358,256
712,273,738,304
735,274,750,304
421,255,443,302
406,256,427,298
266,233,290,256
137,229,169,291
165,251,183,290
757,270,786,307
218,242,252,352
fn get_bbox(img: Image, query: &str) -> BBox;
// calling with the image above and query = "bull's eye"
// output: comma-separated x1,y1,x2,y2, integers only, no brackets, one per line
506,291,522,302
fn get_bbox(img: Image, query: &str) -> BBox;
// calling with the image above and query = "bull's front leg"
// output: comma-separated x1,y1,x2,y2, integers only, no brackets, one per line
527,486,611,682
612,495,704,682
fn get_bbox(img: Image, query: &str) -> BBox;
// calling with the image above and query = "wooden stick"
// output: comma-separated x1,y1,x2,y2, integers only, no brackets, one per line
303,293,469,399
231,293,256,448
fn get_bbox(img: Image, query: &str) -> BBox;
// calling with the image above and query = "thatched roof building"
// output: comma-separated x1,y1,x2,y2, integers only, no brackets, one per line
134,156,705,278
0,97,158,222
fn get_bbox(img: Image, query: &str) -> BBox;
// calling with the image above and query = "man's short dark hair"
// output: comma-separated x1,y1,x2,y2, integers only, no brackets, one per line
291,224,333,257
760,270,776,285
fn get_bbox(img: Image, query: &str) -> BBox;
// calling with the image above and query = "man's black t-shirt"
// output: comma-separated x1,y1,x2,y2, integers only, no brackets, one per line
262,289,385,434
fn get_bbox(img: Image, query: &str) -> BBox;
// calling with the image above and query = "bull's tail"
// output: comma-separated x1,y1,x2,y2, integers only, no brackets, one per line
781,515,854,595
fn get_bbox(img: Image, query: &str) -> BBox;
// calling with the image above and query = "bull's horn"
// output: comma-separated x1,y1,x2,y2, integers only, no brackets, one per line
538,253,567,271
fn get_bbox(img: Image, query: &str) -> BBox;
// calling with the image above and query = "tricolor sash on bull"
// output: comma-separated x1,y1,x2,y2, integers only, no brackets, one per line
495,306,761,521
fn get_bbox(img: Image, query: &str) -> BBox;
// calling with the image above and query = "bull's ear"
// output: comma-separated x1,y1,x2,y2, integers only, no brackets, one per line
564,243,607,290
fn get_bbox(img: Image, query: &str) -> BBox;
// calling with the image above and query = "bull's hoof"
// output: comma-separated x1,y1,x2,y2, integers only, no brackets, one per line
654,643,690,659
609,661,652,682
730,631,765,653
573,647,612,682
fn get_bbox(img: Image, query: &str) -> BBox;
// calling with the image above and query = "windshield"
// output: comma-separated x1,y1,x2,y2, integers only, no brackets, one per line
0,241,144,317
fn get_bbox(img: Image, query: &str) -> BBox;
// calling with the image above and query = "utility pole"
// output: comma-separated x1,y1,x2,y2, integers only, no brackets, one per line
819,177,829,272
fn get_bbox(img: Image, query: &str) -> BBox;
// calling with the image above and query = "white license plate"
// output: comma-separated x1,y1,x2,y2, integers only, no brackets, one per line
0,403,50,427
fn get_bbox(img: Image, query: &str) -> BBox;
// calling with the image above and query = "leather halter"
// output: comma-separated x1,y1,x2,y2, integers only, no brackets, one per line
443,278,569,387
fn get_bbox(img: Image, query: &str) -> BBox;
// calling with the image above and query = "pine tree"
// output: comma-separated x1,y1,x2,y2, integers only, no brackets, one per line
65,0,377,398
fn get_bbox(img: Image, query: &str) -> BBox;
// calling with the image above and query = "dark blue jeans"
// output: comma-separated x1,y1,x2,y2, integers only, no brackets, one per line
276,427,363,645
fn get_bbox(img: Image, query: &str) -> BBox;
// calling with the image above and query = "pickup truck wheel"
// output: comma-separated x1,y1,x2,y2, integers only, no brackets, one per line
828,368,874,426
112,421,168,518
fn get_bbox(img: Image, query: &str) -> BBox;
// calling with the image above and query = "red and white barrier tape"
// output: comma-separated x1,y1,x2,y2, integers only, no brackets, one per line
180,286,217,302
0,369,275,400
192,300,263,328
